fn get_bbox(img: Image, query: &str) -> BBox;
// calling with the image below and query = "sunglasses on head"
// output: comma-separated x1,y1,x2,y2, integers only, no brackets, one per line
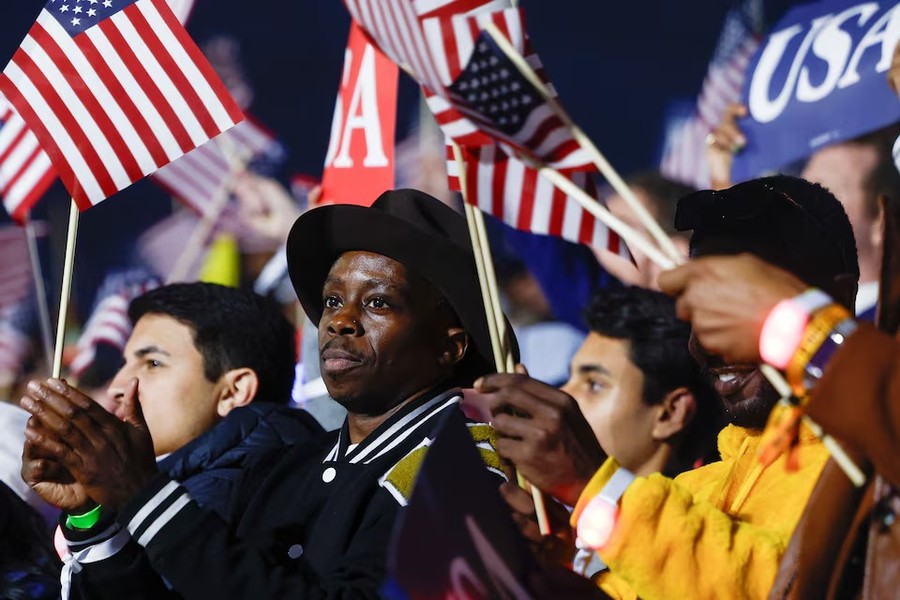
675,180,852,274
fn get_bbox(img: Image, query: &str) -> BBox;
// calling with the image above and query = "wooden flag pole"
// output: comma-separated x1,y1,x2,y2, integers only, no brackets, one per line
526,158,677,269
470,203,516,372
450,141,552,535
481,23,683,265
51,201,80,378
463,201,506,371
24,215,54,370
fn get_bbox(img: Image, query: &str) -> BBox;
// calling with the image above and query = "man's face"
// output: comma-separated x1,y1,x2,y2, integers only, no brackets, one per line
318,251,455,414
688,333,778,430
107,314,224,456
561,333,658,474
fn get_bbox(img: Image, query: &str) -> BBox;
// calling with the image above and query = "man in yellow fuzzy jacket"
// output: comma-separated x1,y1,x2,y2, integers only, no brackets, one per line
479,176,860,599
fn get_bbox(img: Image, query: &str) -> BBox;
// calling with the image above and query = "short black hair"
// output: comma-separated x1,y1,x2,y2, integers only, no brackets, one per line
129,283,296,404
584,286,722,475
684,175,860,309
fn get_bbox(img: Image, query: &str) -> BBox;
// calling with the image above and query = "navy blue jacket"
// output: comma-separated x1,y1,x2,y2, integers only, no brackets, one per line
158,402,324,520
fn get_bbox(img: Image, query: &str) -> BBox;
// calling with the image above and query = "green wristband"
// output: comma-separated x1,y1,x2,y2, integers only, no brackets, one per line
66,504,102,530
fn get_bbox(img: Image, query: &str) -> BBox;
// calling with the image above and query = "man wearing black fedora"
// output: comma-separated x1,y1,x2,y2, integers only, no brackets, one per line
21,189,508,598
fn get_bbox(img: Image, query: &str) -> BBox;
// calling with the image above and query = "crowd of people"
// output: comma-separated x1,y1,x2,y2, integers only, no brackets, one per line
1,15,900,600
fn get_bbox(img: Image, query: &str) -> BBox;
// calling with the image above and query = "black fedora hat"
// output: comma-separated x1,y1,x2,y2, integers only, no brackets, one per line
287,189,515,383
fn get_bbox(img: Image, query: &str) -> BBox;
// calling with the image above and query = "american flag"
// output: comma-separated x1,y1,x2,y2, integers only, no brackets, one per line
343,0,507,92
0,95,56,221
448,143,627,255
0,0,244,210
426,8,591,170
0,300,34,376
346,1,590,170
152,117,281,218
659,0,764,188
69,268,160,377
0,225,35,313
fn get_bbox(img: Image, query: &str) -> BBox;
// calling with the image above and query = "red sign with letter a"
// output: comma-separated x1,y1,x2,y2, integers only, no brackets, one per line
320,22,399,206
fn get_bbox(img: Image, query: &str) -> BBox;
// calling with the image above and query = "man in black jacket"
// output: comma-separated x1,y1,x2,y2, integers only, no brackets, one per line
21,189,507,598
114,283,323,518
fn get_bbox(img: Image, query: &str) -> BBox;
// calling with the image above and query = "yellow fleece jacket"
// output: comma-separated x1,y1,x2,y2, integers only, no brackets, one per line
571,424,829,600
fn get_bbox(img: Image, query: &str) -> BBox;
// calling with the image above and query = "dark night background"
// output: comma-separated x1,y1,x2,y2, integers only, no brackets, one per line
0,0,796,316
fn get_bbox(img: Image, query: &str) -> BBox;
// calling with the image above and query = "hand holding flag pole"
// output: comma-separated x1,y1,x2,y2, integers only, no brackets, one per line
450,140,552,535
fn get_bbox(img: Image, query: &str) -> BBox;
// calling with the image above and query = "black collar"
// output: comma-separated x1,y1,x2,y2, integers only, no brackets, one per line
323,388,462,465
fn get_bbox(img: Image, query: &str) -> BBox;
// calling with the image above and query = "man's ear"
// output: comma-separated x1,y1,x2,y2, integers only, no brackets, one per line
651,387,696,442
217,368,259,417
439,327,469,368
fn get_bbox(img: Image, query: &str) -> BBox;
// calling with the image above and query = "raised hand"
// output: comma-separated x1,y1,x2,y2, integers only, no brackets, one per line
658,254,807,362
233,173,304,252
706,103,748,190
475,373,606,507
20,378,158,513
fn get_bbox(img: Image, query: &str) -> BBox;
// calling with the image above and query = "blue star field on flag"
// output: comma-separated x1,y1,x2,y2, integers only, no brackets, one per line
447,31,539,139
47,0,139,36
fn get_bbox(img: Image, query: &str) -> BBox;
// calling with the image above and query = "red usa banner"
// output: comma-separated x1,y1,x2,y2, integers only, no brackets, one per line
320,21,399,207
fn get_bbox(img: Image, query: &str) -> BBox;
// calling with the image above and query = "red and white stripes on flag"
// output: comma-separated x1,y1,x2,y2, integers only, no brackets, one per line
0,0,243,210
0,225,35,313
0,306,32,375
428,7,590,170
343,0,505,93
69,276,160,377
152,118,278,217
0,95,56,221
448,144,627,256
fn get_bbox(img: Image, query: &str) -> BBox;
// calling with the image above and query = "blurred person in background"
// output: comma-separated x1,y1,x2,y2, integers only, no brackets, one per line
597,172,696,290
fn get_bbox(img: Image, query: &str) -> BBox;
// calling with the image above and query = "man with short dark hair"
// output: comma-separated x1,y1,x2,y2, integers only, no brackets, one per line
116,283,321,517
569,286,721,480
482,176,860,599
21,190,505,598
497,285,721,579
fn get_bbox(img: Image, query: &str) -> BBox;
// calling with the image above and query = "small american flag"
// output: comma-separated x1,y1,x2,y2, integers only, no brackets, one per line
69,268,160,377
0,225,35,313
343,0,506,93
0,300,34,376
424,8,591,170
152,117,281,218
0,95,56,221
659,0,763,188
347,1,590,170
448,143,627,255
0,0,244,209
